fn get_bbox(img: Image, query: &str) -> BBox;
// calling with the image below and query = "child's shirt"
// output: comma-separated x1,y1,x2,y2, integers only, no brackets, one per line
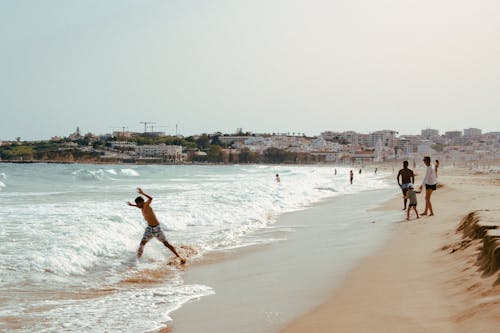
408,189,417,205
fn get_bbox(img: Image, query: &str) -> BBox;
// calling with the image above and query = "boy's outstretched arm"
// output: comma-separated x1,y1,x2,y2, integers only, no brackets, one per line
127,202,137,207
137,188,153,203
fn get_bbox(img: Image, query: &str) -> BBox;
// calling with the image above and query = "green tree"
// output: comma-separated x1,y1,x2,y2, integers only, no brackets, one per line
0,145,35,160
196,134,210,150
239,148,257,163
263,148,289,163
431,144,445,152
207,145,224,163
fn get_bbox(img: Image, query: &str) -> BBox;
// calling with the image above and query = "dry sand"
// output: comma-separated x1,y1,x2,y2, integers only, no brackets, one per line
282,167,500,333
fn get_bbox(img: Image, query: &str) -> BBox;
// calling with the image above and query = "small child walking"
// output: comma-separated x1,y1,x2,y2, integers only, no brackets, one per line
405,184,420,221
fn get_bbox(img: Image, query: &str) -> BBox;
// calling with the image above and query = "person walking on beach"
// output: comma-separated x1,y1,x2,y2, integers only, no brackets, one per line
419,156,437,216
435,159,440,178
405,183,420,221
127,188,186,264
397,161,415,210
349,170,354,184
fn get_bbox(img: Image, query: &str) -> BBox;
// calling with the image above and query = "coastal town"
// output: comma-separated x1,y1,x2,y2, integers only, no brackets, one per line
0,126,499,165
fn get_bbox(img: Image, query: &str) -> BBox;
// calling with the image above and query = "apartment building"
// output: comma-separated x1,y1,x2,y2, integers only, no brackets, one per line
135,144,183,161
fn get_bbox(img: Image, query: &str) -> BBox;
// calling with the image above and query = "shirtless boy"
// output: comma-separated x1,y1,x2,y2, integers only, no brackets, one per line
127,188,185,264
397,161,415,210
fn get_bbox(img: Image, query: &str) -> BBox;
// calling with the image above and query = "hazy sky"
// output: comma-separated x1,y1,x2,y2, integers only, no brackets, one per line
1,0,499,140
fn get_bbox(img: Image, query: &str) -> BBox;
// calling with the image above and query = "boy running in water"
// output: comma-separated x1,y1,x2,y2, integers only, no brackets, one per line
127,188,186,264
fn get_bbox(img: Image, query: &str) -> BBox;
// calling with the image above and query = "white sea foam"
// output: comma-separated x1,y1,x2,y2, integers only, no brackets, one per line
6,283,214,333
0,172,6,190
72,168,111,181
120,168,140,176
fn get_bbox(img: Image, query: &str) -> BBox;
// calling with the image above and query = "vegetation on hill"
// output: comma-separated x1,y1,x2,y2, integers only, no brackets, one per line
0,134,324,164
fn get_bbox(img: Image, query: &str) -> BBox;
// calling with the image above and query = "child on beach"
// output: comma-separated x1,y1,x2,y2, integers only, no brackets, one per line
127,188,186,264
405,184,420,221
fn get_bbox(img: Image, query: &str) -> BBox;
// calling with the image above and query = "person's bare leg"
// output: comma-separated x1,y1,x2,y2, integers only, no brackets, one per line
137,240,148,258
421,189,430,215
406,207,410,221
414,206,420,219
427,190,434,216
162,240,186,264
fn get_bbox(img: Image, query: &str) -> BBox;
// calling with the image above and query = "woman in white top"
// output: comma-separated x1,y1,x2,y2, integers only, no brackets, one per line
419,156,437,216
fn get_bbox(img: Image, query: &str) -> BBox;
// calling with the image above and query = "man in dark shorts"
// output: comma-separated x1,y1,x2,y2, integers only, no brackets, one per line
127,188,185,264
397,161,415,210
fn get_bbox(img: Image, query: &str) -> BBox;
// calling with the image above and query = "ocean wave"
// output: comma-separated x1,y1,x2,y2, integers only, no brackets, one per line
0,164,392,300
72,169,111,181
119,169,140,177
103,169,140,177
72,169,131,181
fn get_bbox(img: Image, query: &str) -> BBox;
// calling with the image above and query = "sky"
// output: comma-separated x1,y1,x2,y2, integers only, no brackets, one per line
1,0,499,140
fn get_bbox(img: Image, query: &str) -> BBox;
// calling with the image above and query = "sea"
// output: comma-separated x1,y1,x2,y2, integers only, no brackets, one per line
0,163,393,332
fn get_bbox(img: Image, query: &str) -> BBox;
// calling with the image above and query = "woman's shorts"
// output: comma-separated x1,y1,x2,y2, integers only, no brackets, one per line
425,184,437,191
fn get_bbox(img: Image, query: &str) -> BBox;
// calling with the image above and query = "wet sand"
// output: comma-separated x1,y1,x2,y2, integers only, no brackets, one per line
170,188,399,333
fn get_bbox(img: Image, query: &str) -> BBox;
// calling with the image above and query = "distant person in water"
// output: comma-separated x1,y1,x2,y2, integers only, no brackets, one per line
275,174,280,182
419,156,437,216
334,168,337,175
127,188,185,264
397,161,415,210
374,167,378,175
405,183,420,221
350,170,354,184
359,168,362,174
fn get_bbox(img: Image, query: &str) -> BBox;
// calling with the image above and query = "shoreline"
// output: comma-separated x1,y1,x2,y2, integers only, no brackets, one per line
168,187,400,333
281,167,500,333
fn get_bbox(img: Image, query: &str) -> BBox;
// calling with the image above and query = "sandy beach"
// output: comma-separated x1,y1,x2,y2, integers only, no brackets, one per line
169,166,500,333
170,187,399,333
282,166,500,333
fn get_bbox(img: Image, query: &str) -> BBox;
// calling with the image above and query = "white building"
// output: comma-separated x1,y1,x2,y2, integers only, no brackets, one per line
444,131,462,139
463,128,482,138
368,130,398,148
310,136,340,152
68,127,82,141
417,140,437,155
421,128,439,139
219,136,250,145
112,131,136,139
135,144,183,161
111,141,137,149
